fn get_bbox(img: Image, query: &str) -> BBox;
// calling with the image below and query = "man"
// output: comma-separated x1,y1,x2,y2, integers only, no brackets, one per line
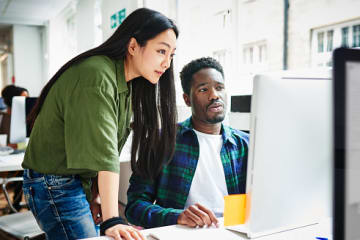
125,57,249,228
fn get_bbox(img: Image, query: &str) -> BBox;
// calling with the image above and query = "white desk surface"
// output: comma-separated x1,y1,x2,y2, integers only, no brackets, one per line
0,152,129,172
82,218,332,240
0,152,24,172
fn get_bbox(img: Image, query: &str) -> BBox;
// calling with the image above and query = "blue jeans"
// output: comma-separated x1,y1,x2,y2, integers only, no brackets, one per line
23,169,98,240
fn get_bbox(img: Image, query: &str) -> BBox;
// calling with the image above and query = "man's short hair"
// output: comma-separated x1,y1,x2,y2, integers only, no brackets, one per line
180,57,224,95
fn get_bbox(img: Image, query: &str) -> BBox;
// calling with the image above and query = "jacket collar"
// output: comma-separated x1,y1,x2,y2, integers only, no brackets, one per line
178,117,237,146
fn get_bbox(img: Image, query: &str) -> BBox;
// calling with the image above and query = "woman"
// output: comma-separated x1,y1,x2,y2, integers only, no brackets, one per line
22,8,178,240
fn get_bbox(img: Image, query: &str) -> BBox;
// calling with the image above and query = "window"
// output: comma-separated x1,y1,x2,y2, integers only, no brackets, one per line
259,44,267,63
241,42,268,73
327,30,333,52
249,47,254,64
243,47,254,65
311,20,360,68
342,27,349,47
243,48,247,64
317,32,324,53
353,25,360,47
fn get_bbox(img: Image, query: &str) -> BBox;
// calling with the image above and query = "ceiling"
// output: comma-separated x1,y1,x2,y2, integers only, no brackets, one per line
0,0,72,26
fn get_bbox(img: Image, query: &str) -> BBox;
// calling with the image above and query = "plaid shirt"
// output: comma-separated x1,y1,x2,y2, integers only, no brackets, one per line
125,117,249,228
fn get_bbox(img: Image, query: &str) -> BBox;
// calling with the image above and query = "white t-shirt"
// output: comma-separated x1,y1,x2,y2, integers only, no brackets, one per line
184,129,228,217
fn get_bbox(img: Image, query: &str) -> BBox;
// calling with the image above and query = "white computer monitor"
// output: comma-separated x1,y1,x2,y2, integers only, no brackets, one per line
333,47,360,240
227,70,333,238
10,96,26,144
10,96,37,144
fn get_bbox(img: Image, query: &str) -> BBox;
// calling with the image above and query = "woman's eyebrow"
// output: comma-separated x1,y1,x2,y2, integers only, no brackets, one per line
158,42,176,51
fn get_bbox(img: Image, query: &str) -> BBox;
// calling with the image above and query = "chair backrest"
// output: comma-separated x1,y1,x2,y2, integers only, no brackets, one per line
0,211,44,239
0,176,44,239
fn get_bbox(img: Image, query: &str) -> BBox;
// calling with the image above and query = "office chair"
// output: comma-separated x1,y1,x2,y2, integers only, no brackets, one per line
0,176,44,240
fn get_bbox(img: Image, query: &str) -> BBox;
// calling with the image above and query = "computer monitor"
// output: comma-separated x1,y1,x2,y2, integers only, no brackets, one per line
9,96,37,144
333,47,360,240
229,95,251,132
228,70,333,238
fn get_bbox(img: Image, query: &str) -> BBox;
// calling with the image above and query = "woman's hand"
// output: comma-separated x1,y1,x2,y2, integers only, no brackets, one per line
105,224,145,240
90,177,102,224
89,194,102,225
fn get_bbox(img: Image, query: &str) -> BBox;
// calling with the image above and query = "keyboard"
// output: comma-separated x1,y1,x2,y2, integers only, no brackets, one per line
0,146,14,156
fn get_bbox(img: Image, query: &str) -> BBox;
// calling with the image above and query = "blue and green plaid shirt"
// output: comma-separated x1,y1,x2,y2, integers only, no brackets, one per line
125,117,249,228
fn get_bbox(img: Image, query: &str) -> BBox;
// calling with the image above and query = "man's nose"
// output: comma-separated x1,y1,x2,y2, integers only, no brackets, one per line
208,87,220,100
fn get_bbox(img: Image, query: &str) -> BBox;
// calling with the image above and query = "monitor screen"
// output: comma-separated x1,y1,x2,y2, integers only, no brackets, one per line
229,95,251,132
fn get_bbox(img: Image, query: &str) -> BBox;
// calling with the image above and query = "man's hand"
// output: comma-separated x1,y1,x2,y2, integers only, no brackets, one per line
177,203,219,228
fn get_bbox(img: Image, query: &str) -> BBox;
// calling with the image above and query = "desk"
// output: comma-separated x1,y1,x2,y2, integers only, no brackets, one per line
0,152,132,205
82,218,332,240
0,153,128,172
0,153,24,172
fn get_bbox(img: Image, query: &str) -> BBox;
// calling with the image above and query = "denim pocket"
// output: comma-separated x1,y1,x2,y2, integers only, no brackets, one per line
45,175,77,189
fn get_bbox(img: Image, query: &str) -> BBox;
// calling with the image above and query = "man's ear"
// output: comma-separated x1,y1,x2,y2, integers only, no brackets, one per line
183,93,191,107
128,37,139,56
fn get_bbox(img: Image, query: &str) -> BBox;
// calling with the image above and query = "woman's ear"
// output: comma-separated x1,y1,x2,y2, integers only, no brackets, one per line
128,37,139,56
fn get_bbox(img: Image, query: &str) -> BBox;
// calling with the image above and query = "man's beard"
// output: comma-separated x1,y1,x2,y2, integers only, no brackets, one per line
206,114,225,124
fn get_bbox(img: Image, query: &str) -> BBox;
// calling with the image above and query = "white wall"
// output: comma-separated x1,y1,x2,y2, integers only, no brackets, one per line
47,0,103,78
13,25,44,96
47,1,78,78
101,0,141,41
76,0,96,54
176,0,237,101
177,0,235,75
144,0,177,20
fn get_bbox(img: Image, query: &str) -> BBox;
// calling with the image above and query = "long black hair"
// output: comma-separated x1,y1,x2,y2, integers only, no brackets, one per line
28,8,178,181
